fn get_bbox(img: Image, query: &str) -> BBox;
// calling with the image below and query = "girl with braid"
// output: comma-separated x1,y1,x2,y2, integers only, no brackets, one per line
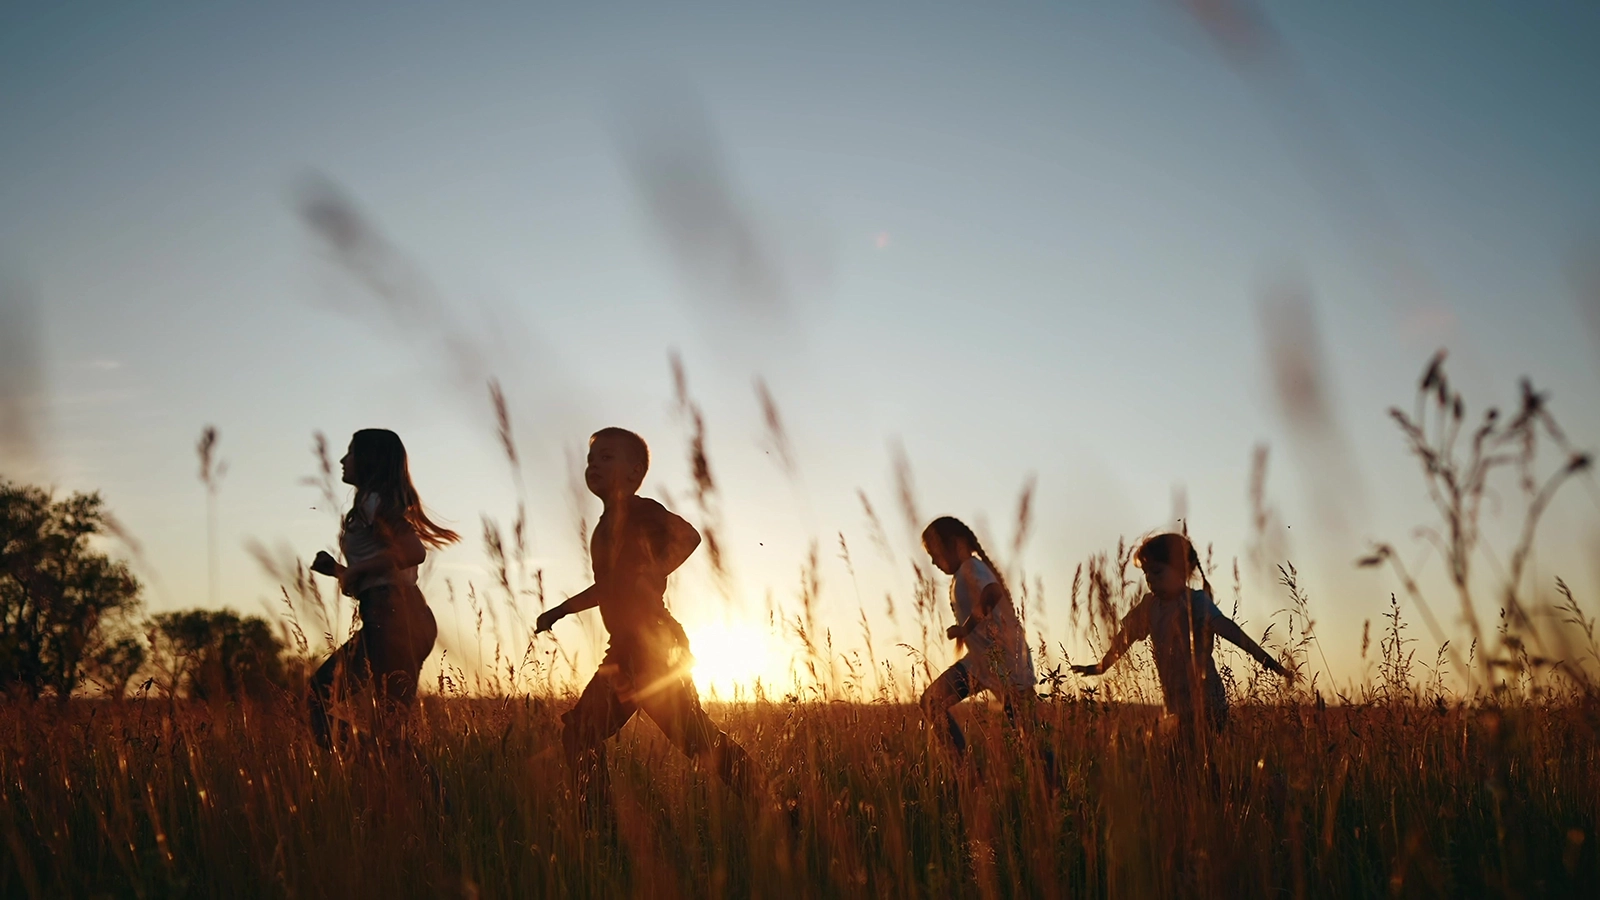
1072,532,1293,741
919,516,1046,765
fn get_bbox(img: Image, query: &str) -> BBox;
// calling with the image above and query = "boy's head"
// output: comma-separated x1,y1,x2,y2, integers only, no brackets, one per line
586,427,649,499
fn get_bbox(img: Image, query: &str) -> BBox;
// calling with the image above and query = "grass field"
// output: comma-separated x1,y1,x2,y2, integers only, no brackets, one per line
4,687,1597,899
5,356,1599,898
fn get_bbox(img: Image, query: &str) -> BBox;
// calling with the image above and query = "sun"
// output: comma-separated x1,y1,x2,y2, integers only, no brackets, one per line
687,619,778,700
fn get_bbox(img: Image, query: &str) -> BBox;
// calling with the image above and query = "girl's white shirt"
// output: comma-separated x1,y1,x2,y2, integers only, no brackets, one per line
951,556,1036,692
339,492,420,595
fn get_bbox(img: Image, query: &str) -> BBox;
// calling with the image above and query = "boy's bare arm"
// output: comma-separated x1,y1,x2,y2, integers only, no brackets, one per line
657,512,701,575
536,587,603,633
1213,615,1292,679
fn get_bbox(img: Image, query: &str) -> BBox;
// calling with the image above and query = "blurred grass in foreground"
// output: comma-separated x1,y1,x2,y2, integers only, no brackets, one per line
3,691,1596,899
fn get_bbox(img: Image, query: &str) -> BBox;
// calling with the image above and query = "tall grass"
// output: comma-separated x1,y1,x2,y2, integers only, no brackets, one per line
4,356,1598,898
3,686,1596,897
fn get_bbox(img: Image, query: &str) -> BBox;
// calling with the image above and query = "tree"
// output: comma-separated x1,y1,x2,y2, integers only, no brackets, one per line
0,480,142,700
148,608,287,701
85,634,147,699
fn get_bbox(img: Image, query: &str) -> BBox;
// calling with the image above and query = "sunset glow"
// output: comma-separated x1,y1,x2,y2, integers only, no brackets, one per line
687,619,781,699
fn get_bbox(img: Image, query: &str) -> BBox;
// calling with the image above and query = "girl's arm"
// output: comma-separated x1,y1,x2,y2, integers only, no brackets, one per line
1071,599,1151,675
1071,625,1139,676
948,583,1005,639
1212,615,1293,680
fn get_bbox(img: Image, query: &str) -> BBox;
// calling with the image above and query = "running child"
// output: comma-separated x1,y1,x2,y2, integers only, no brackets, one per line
1071,532,1293,737
919,516,1043,760
536,427,755,832
308,429,458,749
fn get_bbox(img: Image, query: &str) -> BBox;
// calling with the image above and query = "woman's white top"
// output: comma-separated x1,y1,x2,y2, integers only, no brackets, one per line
951,556,1036,693
339,493,419,595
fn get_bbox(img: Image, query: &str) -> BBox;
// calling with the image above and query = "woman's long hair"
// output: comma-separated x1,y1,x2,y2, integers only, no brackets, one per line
344,429,459,548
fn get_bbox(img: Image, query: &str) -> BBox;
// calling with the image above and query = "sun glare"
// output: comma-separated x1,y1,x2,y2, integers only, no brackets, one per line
688,620,778,700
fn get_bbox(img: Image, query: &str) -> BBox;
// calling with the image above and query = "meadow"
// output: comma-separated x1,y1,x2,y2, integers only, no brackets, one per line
3,684,1597,899
4,356,1598,899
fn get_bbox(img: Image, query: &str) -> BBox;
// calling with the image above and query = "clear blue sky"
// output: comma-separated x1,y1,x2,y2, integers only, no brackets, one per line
3,1,1597,694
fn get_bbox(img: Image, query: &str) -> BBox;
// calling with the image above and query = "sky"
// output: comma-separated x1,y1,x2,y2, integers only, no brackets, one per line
3,0,1598,698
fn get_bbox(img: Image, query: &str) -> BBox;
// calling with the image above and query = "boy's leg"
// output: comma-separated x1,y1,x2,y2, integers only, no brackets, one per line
561,666,636,832
920,661,974,756
637,673,756,798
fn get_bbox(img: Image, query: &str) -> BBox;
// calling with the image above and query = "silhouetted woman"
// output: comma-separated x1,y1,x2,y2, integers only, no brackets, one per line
308,429,458,749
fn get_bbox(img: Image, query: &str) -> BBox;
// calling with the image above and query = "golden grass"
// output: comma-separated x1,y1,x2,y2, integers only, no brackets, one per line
3,689,1596,899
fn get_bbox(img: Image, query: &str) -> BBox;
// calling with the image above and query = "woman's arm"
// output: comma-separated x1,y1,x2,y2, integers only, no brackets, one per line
340,527,426,586
1212,615,1293,680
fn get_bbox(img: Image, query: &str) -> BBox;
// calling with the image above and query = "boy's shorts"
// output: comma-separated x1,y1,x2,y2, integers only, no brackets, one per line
561,631,719,757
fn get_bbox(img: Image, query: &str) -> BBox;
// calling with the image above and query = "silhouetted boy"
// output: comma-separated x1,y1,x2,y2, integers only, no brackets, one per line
536,427,756,832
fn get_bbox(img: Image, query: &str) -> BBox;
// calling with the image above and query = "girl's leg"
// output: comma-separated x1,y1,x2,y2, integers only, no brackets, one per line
1002,688,1060,790
920,661,974,756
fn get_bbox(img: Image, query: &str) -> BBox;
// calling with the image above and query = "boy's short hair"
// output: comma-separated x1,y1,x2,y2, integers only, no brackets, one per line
590,427,650,473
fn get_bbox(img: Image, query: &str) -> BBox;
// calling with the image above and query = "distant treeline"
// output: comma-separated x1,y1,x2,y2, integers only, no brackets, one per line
0,480,291,703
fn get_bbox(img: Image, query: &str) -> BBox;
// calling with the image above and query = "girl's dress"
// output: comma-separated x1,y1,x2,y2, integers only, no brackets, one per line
948,556,1036,696
1115,588,1230,730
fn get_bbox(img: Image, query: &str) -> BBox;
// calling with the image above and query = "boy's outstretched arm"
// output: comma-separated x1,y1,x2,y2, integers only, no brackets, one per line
1212,615,1294,681
536,589,600,633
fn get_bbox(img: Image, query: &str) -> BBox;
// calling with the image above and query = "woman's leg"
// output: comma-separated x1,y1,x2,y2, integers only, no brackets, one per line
308,633,369,750
358,587,438,740
921,661,975,756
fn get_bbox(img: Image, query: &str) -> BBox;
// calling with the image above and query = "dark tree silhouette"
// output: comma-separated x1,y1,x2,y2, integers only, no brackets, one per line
147,609,287,701
0,480,142,701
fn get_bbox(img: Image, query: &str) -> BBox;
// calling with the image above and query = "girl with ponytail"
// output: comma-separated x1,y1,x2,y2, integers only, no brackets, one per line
919,516,1045,763
307,429,459,750
1072,532,1292,738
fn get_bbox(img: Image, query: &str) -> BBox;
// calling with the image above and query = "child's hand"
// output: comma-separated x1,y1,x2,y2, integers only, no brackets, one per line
535,607,564,634
310,551,339,577
1070,663,1103,677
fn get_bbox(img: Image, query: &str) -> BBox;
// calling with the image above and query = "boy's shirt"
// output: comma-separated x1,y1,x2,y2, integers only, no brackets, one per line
590,495,687,657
